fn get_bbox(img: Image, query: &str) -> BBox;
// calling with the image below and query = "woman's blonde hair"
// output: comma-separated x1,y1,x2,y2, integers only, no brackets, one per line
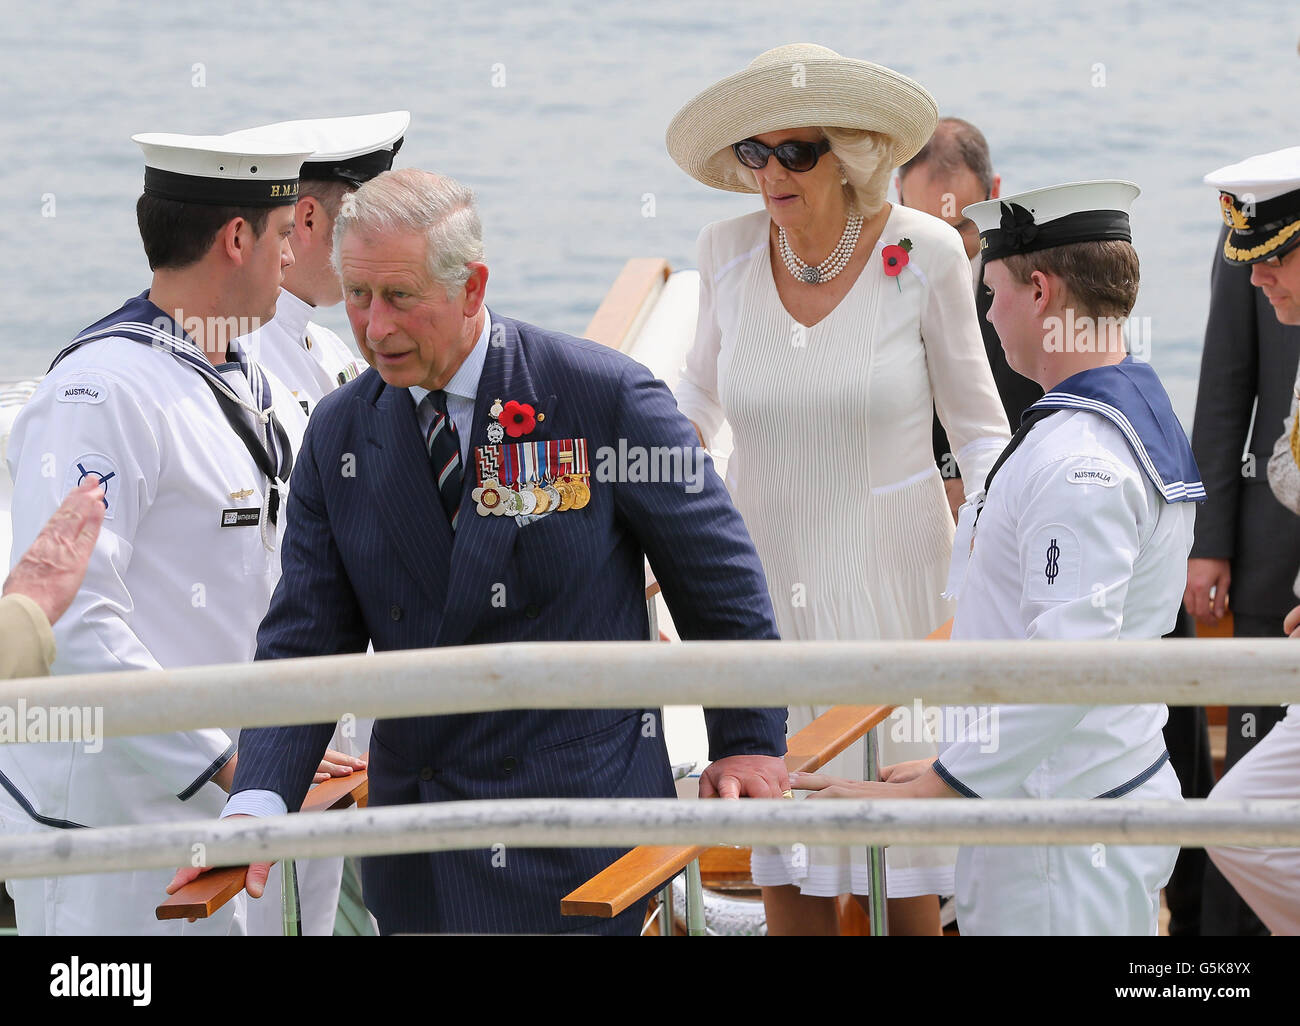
732,127,895,217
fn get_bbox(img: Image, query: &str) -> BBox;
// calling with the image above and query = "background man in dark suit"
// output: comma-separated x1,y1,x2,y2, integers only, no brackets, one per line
897,117,1042,520
171,168,788,935
1184,222,1300,934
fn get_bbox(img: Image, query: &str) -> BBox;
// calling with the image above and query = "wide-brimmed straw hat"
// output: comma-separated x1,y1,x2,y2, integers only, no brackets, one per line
666,43,939,194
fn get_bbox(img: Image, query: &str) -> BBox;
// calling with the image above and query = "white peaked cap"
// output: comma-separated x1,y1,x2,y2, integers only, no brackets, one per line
1204,146,1300,203
222,111,410,186
1204,147,1300,265
132,132,312,206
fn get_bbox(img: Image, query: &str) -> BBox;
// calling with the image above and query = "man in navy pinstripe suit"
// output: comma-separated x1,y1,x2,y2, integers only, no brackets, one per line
170,169,789,934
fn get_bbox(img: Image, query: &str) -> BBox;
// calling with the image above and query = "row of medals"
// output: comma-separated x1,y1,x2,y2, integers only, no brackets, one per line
477,473,591,517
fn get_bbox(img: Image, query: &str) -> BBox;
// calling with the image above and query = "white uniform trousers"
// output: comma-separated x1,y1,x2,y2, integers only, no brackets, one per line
1206,704,1300,936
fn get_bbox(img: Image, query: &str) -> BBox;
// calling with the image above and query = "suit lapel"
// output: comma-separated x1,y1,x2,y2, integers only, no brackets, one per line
437,314,556,646
365,383,453,607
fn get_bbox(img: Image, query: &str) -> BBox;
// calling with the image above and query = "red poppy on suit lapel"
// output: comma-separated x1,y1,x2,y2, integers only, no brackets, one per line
501,400,536,438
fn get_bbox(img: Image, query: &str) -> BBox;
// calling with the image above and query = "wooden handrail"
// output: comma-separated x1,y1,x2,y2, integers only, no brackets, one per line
559,618,955,920
584,258,671,352
155,761,369,921
558,703,897,918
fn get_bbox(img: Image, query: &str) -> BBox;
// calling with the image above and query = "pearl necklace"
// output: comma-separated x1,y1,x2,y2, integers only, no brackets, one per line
778,214,864,284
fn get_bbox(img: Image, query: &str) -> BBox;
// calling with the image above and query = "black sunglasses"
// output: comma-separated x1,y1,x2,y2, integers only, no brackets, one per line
732,137,831,173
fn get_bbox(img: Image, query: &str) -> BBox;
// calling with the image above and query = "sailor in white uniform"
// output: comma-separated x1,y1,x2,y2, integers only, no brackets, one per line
214,111,408,936
0,133,318,935
227,112,408,417
1203,148,1300,936
795,181,1202,935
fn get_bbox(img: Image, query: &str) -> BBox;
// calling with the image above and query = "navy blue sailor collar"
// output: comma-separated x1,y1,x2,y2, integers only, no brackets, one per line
1026,356,1205,504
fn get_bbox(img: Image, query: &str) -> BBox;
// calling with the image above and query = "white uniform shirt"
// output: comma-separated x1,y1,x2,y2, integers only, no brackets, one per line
241,288,366,417
941,409,1194,797
936,407,1193,935
1,336,306,831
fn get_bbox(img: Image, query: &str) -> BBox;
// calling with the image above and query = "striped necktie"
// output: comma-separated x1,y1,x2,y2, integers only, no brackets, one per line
424,390,463,530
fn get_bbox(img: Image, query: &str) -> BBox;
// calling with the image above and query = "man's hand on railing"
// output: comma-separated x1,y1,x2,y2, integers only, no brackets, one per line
210,748,365,793
313,748,368,783
878,757,939,784
165,748,367,916
698,754,789,798
164,815,274,916
792,764,958,799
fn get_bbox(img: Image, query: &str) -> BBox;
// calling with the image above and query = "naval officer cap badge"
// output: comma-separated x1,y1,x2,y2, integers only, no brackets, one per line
221,111,410,189
132,132,311,207
964,180,1139,263
1204,147,1300,266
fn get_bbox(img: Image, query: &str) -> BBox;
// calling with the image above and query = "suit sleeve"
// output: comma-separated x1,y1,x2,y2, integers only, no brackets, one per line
920,234,1011,494
610,359,787,760
6,372,235,799
934,453,1146,797
1190,228,1257,560
231,415,371,813
673,222,727,445
0,594,54,679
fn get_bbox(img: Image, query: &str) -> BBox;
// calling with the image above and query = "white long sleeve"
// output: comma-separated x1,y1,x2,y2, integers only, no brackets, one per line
919,227,1011,493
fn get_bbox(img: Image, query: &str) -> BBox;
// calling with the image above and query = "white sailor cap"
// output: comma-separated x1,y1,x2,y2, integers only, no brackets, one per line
222,111,410,188
964,180,1139,263
133,133,310,206
133,132,311,207
1204,147,1300,265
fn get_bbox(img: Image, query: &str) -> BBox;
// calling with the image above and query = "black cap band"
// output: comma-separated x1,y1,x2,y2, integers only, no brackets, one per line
1220,188,1300,265
979,202,1132,262
144,166,300,207
300,137,403,188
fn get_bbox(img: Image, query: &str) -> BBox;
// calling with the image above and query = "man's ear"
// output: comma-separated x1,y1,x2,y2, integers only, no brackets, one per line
462,261,489,316
218,216,247,264
990,174,1001,201
1029,269,1053,315
295,195,322,242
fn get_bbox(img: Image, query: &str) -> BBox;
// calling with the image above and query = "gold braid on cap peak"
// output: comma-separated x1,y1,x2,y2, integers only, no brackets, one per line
1223,219,1300,262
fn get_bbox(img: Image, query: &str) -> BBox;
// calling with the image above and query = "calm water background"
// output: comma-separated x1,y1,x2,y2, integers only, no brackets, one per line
2,0,1298,425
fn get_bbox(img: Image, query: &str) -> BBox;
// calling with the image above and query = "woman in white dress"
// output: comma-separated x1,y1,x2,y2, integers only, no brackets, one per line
666,44,1011,934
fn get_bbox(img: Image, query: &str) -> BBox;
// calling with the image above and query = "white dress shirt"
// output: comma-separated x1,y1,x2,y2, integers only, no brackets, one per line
408,311,491,467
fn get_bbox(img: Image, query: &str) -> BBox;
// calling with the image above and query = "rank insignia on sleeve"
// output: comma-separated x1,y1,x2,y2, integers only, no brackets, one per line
65,454,118,517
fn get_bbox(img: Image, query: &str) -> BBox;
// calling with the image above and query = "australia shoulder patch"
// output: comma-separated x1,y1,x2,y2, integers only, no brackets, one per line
1066,465,1119,487
55,374,110,405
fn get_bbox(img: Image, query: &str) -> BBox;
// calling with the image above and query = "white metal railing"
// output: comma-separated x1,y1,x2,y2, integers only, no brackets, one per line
2,639,1298,882
3,799,1300,881
1,639,1298,740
